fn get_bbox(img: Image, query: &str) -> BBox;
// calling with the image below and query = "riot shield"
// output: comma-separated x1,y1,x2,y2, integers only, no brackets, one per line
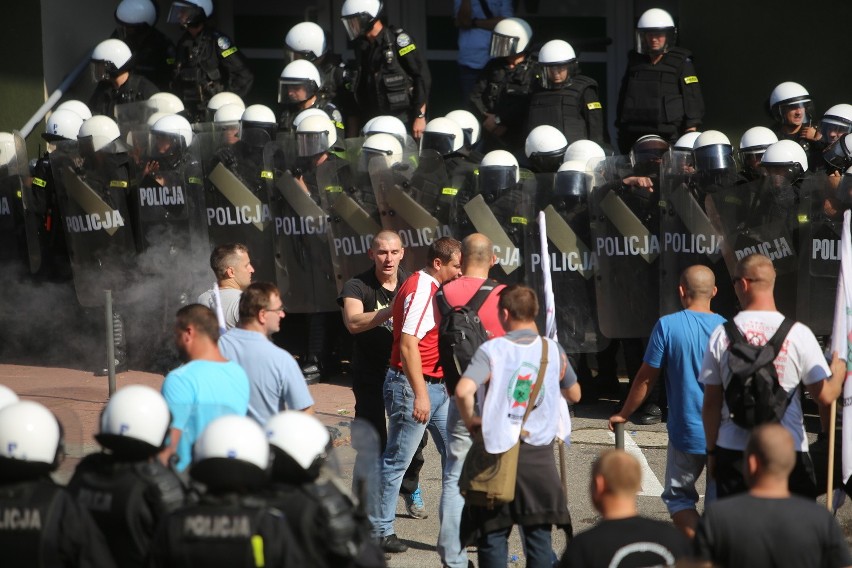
796,173,840,335
347,418,382,527
590,156,660,338
265,140,338,313
0,132,41,274
317,147,382,291
658,152,735,318
49,140,137,307
527,170,608,352
205,138,278,284
369,149,451,273
114,101,155,139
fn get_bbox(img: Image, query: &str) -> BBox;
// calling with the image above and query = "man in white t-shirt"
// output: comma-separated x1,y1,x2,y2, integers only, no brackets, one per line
700,253,845,498
197,243,255,329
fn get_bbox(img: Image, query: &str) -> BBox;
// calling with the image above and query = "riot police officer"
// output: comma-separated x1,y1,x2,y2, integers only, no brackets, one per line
168,0,254,123
738,126,777,181
277,59,344,141
528,39,606,146
341,0,431,139
814,104,852,175
67,385,186,568
445,108,483,161
0,400,117,567
265,412,385,568
147,415,306,567
112,0,176,91
615,8,704,152
205,90,244,122
524,124,568,173
88,38,159,118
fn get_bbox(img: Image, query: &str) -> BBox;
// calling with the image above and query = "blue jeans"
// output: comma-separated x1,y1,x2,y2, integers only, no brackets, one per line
369,368,449,537
437,398,473,567
478,524,552,568
662,441,715,515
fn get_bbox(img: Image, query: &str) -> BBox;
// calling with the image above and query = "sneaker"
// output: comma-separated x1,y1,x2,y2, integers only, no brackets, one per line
404,486,428,519
379,534,409,553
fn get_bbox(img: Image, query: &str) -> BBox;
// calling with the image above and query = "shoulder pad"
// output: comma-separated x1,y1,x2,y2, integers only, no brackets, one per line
214,32,236,53
394,29,413,48
573,75,598,88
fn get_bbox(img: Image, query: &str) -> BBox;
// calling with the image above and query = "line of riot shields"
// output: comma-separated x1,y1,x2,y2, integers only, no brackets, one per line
6,114,844,369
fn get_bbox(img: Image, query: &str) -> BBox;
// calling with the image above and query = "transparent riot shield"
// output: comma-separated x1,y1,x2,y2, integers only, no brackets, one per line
317,150,382,292
0,132,41,274
49,140,137,307
658,152,735,318
369,149,451,273
265,140,338,313
590,156,661,338
341,418,382,528
114,101,155,139
527,170,608,352
205,137,278,284
796,173,841,335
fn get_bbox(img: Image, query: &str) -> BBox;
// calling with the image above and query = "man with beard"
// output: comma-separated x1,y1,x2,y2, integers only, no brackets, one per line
159,304,249,472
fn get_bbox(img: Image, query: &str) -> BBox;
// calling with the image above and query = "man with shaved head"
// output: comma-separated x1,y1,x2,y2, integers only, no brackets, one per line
701,254,846,500
695,424,852,568
609,264,725,537
560,450,690,567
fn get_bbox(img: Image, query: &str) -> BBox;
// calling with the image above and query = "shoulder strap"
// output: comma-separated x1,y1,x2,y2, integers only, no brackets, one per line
723,320,745,345
521,338,548,426
468,278,499,312
476,0,494,19
766,318,795,356
435,286,452,316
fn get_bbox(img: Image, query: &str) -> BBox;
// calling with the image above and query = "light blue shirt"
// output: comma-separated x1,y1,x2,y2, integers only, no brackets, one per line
218,328,314,424
454,0,513,69
162,359,250,471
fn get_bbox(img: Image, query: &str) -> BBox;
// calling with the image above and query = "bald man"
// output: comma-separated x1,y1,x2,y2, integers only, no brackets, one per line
608,265,725,537
560,450,689,567
695,425,852,568
700,254,845,500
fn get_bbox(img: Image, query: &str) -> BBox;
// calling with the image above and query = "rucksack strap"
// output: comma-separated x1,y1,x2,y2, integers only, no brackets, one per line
436,278,499,316
723,317,795,358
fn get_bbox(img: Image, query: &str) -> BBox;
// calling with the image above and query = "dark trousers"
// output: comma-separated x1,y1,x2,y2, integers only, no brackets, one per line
715,446,818,499
478,524,552,568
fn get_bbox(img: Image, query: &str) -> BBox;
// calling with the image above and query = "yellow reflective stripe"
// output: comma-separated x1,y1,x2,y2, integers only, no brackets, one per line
511,216,528,225
109,180,128,188
586,101,602,110
166,57,176,65
442,187,458,196
797,214,809,224
16,190,22,199
32,177,47,187
221,47,238,58
473,169,479,176
188,176,202,185
519,170,534,180
683,75,698,84
251,535,265,567
260,170,273,179
324,185,343,193
334,121,345,131
398,44,416,57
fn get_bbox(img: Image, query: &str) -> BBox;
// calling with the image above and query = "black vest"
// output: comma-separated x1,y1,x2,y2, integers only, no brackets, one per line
0,480,73,567
528,75,598,142
620,47,690,134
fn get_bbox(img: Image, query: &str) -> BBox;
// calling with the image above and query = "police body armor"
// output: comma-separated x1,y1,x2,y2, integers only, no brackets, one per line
29,150,71,280
528,76,598,144
371,28,413,116
89,74,159,120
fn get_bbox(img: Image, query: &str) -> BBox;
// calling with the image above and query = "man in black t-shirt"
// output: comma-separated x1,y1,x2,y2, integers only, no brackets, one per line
338,230,428,518
560,450,690,568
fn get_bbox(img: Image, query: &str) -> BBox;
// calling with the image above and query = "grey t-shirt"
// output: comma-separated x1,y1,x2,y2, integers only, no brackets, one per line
197,287,242,329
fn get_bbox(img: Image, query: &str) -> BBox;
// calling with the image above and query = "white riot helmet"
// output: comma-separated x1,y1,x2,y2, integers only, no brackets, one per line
207,92,245,117
167,0,212,27
761,139,808,181
673,131,701,151
362,133,403,169
191,415,270,491
479,149,519,197
823,133,852,172
564,139,605,165
43,109,84,142
341,0,382,41
769,82,813,125
0,133,15,169
296,114,337,157
490,18,532,58
362,115,408,144
0,384,18,410
692,130,733,172
116,0,157,26
525,125,568,173
635,8,676,55
278,60,322,105
738,126,778,170
445,109,480,147
266,411,331,482
285,21,328,62
0,401,63,475
819,104,852,144
668,131,701,173
79,115,122,152
554,160,592,200
147,92,185,114
537,40,578,89
56,100,92,121
96,385,170,457
239,104,277,147
91,39,133,82
293,107,330,130
151,114,193,148
214,103,244,127
420,117,463,156
146,111,171,128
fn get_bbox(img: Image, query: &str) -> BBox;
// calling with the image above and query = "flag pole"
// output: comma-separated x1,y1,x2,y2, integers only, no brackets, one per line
828,399,837,512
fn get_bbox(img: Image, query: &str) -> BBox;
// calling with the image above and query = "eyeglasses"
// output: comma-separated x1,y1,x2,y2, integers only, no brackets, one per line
263,305,285,314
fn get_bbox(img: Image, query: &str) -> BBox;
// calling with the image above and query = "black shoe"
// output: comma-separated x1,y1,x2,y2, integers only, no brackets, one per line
379,534,408,553
632,403,662,425
301,363,321,385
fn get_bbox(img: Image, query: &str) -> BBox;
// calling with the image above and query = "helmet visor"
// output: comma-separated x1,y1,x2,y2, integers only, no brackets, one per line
90,61,113,82
554,170,589,198
278,78,316,104
419,131,456,156
167,2,203,26
296,131,329,157
480,165,517,194
694,144,734,173
284,47,317,63
669,149,695,173
489,32,520,58
819,117,852,144
824,136,852,170
541,63,571,89
777,100,813,126
240,123,275,148
530,150,565,174
341,13,370,41
636,28,675,55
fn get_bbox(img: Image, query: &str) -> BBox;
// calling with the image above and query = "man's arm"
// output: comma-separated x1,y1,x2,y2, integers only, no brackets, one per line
455,376,481,433
341,297,393,334
609,362,662,430
559,350,581,403
806,351,846,406
400,332,430,424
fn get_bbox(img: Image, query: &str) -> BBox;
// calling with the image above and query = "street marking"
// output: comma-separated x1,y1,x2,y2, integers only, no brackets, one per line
608,431,665,496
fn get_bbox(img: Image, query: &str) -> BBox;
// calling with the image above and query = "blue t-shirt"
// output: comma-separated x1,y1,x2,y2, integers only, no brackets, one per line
218,328,314,424
454,0,513,70
644,309,725,454
161,359,250,471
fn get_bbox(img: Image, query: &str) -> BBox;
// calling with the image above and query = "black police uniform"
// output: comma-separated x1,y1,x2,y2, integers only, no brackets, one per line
147,493,305,567
67,453,186,568
615,47,704,153
88,73,160,119
28,152,71,281
112,25,176,92
278,99,345,144
0,478,117,568
528,74,607,145
317,53,358,135
351,25,431,128
173,27,254,122
469,56,536,157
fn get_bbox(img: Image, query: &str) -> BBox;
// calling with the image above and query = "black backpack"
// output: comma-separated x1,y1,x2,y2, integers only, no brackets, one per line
722,318,796,429
435,279,498,394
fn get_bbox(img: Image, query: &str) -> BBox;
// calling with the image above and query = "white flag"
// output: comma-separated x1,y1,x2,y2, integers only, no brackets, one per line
212,283,227,335
831,210,852,490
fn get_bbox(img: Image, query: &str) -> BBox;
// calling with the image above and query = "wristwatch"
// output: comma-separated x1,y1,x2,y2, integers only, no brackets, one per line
494,115,501,125
416,111,426,119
